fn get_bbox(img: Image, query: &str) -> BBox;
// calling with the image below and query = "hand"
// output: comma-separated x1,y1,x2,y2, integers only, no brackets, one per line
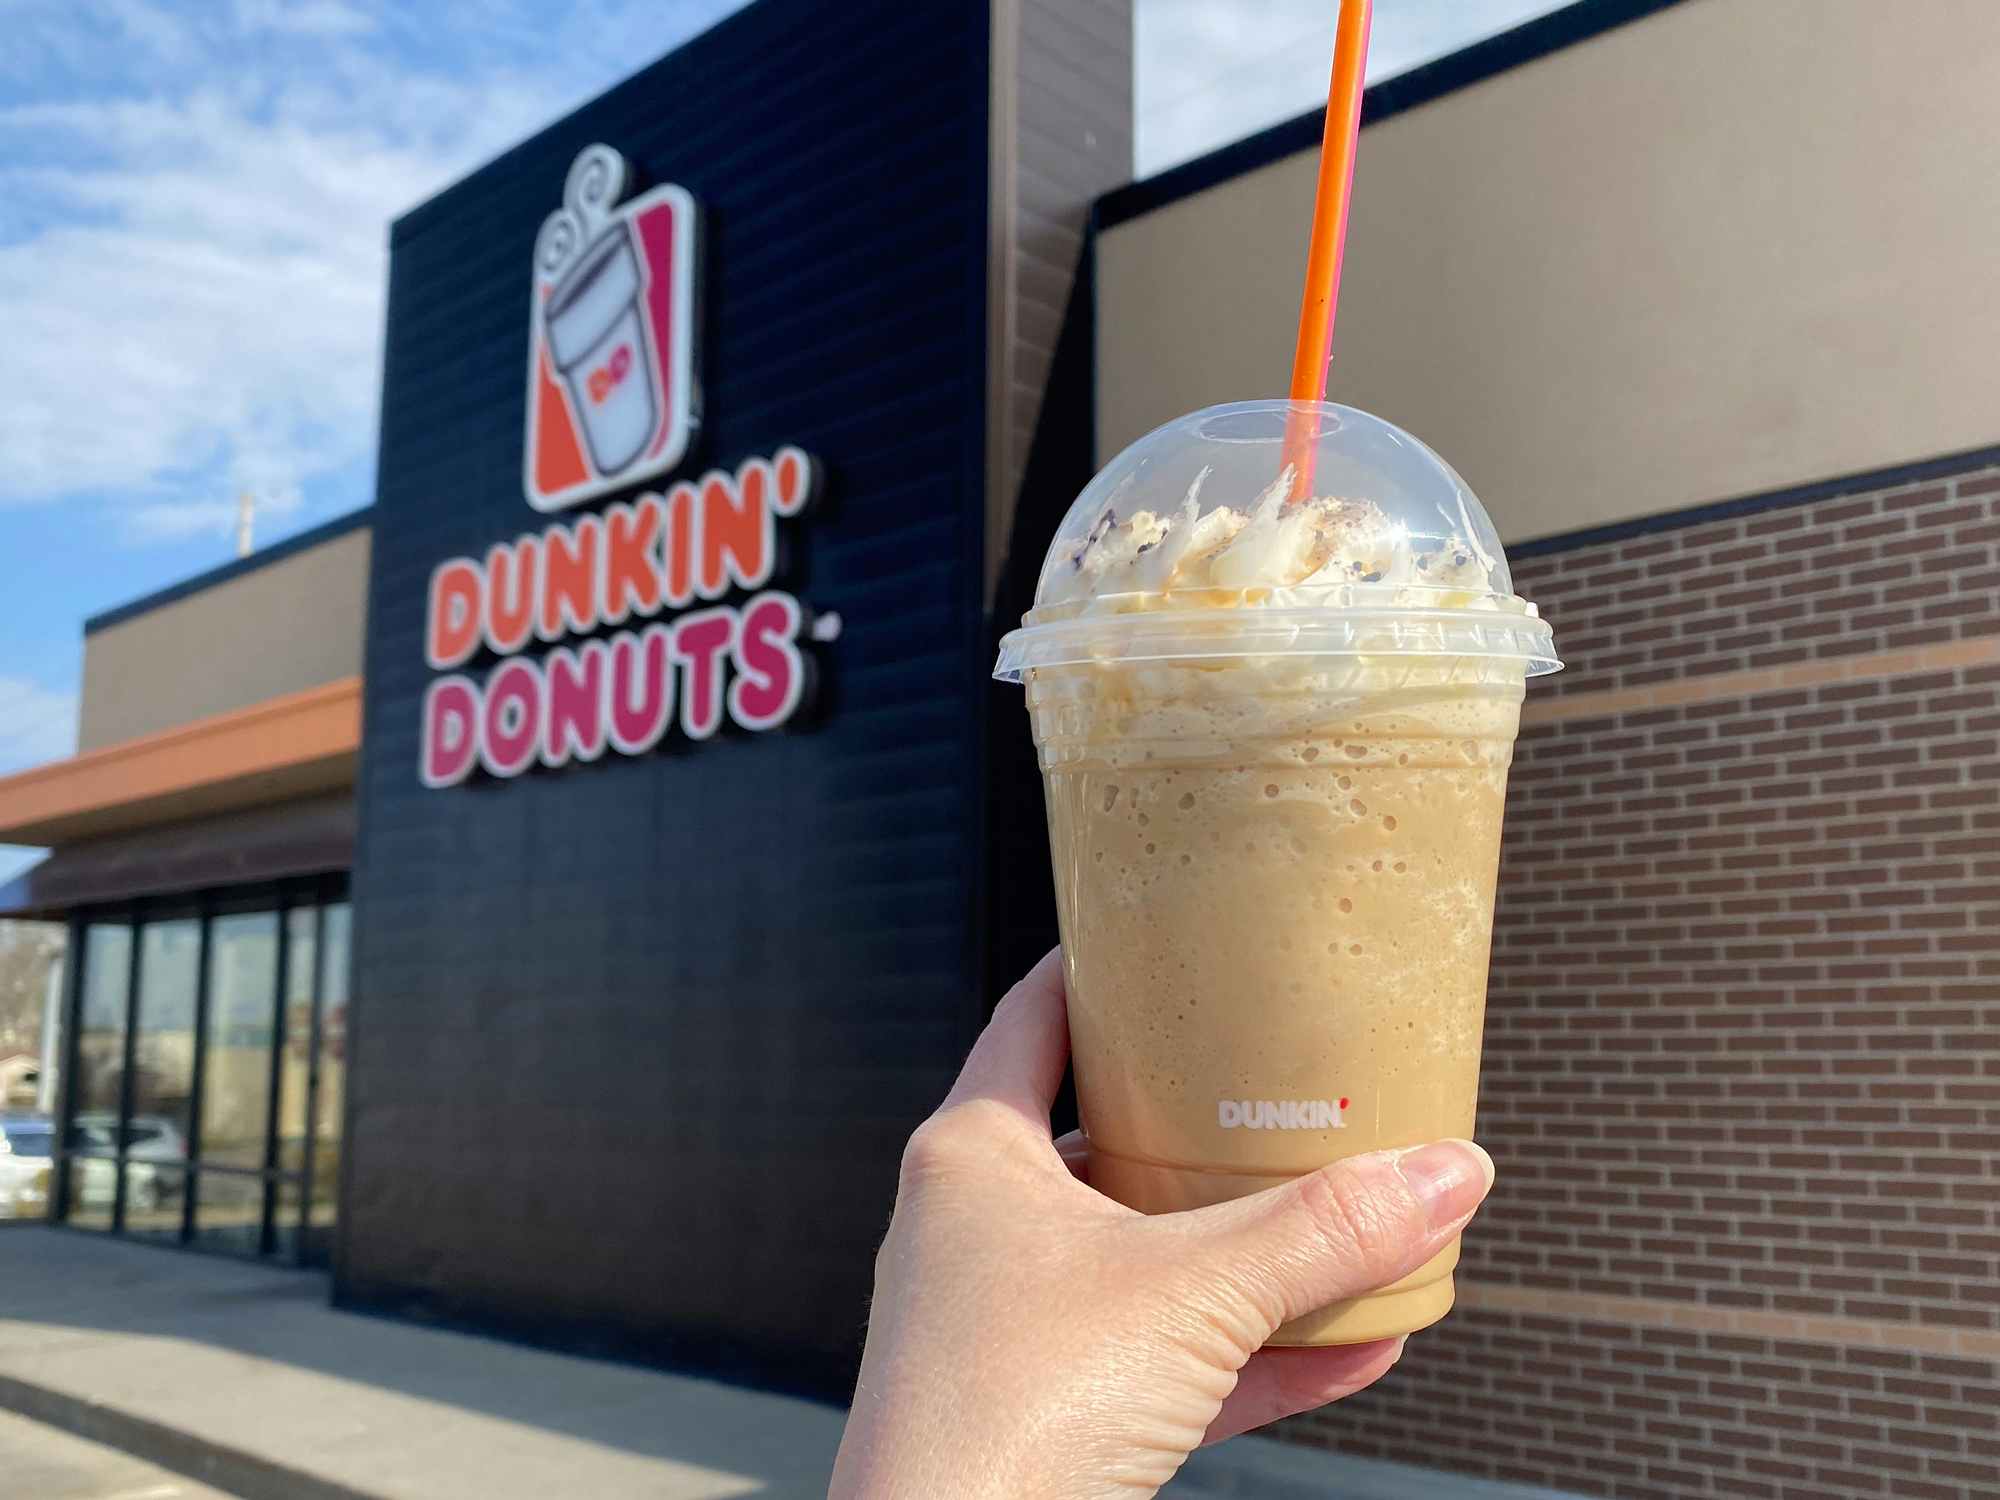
829,949,1496,1499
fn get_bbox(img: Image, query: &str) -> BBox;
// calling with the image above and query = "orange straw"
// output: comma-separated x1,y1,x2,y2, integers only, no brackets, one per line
1281,0,1373,503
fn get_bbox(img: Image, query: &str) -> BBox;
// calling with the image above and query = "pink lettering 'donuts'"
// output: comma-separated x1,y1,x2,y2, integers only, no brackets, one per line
419,591,809,782
418,446,821,785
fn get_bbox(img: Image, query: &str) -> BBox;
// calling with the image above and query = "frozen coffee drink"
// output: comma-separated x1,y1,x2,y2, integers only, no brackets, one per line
995,401,1559,1345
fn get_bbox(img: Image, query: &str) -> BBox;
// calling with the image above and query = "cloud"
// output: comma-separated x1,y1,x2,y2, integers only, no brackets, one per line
123,483,306,547
0,0,749,544
0,1,200,86
0,678,78,775
0,83,549,528
0,0,1574,547
232,0,375,38
1134,0,1569,176
100,1,201,68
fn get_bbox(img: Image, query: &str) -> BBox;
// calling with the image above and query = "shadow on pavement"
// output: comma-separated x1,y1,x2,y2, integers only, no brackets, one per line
0,1225,844,1499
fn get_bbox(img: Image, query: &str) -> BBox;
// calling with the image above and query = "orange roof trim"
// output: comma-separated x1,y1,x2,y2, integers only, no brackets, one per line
0,677,362,847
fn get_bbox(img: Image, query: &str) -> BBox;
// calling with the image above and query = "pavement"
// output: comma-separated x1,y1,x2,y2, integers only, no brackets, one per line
0,1226,1582,1499
0,1409,234,1500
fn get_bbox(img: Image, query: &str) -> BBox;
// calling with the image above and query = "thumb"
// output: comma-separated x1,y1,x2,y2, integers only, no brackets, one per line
1184,1139,1494,1338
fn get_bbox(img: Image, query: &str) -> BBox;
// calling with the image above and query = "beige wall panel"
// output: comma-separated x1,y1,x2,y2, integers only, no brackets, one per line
1099,0,2000,543
80,529,371,751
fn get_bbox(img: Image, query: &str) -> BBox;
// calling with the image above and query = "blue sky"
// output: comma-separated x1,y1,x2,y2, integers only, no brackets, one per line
0,0,1559,884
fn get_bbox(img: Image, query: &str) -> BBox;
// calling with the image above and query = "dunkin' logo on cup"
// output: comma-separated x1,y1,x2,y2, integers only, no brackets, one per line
524,143,698,512
1219,1098,1350,1130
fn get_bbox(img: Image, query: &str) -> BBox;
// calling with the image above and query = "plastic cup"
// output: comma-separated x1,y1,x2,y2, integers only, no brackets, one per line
544,224,657,475
995,400,1559,1344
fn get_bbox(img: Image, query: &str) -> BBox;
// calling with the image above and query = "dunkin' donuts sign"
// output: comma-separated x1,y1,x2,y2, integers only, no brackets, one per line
524,144,695,510
418,145,829,789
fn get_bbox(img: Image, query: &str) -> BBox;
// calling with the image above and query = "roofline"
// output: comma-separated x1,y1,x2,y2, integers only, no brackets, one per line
1098,0,1690,231
85,507,374,637
1510,439,2000,558
0,677,362,849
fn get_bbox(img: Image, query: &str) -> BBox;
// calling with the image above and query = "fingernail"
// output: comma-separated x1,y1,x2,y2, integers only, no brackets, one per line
1395,1139,1495,1225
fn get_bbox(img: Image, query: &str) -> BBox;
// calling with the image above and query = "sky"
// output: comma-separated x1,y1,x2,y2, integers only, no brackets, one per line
1137,0,1566,173
0,0,1564,885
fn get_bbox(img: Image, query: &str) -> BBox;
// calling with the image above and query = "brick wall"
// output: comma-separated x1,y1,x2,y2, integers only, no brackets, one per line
1534,472,2000,701
1283,459,2000,1498
1289,1311,1996,1500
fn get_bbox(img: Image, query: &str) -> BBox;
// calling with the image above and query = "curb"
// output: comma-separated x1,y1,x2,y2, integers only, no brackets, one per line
0,1373,383,1500
0,1352,1591,1500
1171,1434,1598,1500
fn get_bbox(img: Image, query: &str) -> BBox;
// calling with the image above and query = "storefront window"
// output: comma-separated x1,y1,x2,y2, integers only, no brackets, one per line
272,1173,305,1262
58,887,347,1259
74,924,132,1129
313,902,350,1237
67,1157,115,1231
123,1163,185,1242
199,912,279,1171
0,926,64,1224
276,905,316,1177
193,1169,265,1256
0,1116,54,1223
131,920,198,1160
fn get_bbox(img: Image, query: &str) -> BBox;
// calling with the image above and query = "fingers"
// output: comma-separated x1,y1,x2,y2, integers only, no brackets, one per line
1187,1140,1494,1335
938,948,1069,1128
1201,1339,1405,1445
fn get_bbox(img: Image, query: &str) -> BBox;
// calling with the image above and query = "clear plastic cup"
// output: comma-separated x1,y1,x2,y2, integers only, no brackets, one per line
543,225,657,475
995,400,1559,1344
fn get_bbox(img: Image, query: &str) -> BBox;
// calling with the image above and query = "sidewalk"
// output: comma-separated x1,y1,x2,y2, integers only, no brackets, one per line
0,1407,235,1500
0,1227,1577,1499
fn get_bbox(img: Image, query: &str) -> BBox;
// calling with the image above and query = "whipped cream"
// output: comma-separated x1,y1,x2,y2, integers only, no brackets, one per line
1041,466,1500,610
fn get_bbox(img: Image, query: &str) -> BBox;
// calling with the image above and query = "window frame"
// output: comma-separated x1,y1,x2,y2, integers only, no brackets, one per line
52,874,349,1266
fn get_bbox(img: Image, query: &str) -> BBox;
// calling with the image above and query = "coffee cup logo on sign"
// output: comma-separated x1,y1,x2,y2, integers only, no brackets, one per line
525,144,699,512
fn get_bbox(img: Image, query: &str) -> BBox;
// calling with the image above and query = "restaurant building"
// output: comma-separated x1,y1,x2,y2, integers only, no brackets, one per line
3,2,1996,1494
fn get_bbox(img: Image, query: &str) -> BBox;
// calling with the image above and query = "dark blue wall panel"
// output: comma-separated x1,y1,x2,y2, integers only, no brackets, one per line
344,0,990,1393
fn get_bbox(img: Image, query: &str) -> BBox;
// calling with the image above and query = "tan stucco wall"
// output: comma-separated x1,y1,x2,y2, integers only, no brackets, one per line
79,529,371,751
1098,0,2000,544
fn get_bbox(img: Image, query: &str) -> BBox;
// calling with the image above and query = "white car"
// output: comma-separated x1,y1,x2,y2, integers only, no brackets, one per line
71,1113,189,1213
0,1116,54,1220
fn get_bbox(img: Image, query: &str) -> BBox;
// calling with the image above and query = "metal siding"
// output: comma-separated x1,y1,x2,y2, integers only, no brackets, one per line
983,234,1098,1137
343,0,991,1394
984,0,1131,599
